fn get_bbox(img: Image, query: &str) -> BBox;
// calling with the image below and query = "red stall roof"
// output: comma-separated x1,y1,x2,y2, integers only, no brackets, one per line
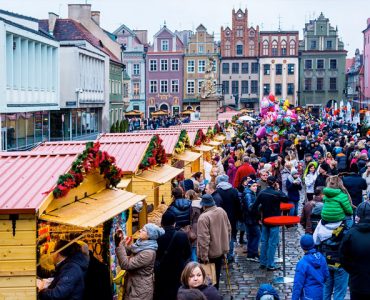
0,151,78,214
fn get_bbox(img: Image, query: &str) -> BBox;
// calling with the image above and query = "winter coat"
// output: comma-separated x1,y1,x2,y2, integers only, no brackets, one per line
216,183,241,232
116,245,156,300
39,252,89,300
256,284,280,300
191,200,202,239
335,153,347,171
243,188,259,225
281,167,291,196
166,198,192,229
314,174,328,190
227,164,237,186
197,206,231,261
154,227,191,300
362,172,370,195
342,174,367,206
321,188,353,222
178,284,222,300
304,172,317,194
212,191,223,207
300,200,323,234
292,249,329,300
340,220,370,295
233,163,256,188
286,176,302,202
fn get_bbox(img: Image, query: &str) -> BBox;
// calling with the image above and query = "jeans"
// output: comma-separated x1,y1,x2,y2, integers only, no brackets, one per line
228,229,237,261
324,267,349,300
288,201,299,216
246,224,261,258
260,225,280,268
191,246,198,262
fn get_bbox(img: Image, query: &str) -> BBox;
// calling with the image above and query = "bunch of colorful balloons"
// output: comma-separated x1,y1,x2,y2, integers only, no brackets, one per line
256,93,298,140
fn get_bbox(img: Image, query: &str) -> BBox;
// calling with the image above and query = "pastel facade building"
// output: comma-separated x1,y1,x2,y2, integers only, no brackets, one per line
363,18,370,101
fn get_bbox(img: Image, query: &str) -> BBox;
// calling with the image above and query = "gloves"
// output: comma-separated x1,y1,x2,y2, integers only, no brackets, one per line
114,231,123,248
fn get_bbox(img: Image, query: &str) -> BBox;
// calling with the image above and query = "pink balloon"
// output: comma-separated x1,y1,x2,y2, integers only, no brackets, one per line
256,126,266,138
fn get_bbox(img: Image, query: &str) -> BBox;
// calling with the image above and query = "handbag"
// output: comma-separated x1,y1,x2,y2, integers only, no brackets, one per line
200,263,217,285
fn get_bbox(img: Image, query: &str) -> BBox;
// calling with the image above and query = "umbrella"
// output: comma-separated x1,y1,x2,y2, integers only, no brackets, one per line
238,115,256,122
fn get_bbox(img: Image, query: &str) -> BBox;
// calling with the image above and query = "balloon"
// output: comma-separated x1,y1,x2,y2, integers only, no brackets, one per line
286,109,293,116
273,134,279,142
269,93,275,101
261,107,268,116
276,115,283,125
261,98,269,109
284,99,289,108
273,125,280,133
256,126,266,138
278,128,287,136
283,116,291,125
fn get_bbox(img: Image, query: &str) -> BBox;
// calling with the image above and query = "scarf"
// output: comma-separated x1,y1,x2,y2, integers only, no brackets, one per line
129,239,158,254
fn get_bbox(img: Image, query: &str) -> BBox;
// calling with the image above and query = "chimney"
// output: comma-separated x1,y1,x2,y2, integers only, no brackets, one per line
48,12,59,35
91,11,100,26
68,4,91,21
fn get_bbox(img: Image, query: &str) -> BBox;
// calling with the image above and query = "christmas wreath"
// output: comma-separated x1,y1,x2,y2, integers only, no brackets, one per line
51,142,124,199
194,129,206,146
175,130,191,154
139,135,167,170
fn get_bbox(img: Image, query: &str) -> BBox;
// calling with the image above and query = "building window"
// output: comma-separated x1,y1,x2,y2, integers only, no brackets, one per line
317,78,324,91
276,64,282,75
133,105,140,111
222,81,230,94
222,63,229,74
263,41,269,56
251,63,259,74
263,84,270,95
198,45,204,53
288,64,295,75
171,80,179,93
281,40,287,56
171,59,179,71
287,83,294,95
304,78,312,91
160,80,168,93
161,40,169,51
275,83,282,95
317,59,324,69
251,80,258,94
272,41,278,56
305,59,313,69
249,41,255,56
263,64,270,75
310,40,317,50
232,63,239,74
236,44,243,55
198,60,206,73
198,80,204,94
241,80,249,94
133,82,140,96
149,80,157,93
187,60,195,73
224,41,231,56
160,59,168,71
289,40,296,55
150,60,157,71
232,81,239,95
187,80,195,94
329,59,337,69
329,77,337,90
133,64,140,75
241,63,249,74
327,40,333,49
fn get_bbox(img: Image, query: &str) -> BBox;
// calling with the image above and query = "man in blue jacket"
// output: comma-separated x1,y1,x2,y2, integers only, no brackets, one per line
292,234,329,300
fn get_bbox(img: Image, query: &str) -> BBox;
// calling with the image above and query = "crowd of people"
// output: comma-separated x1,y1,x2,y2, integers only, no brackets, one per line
36,116,370,300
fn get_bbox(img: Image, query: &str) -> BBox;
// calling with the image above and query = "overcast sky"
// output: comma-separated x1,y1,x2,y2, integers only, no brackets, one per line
1,0,369,56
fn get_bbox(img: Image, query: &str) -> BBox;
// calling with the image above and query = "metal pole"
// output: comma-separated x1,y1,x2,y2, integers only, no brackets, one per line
282,225,286,278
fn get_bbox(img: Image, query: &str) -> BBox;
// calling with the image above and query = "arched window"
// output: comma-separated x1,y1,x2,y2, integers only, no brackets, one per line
195,106,200,112
289,40,296,56
160,103,169,111
262,40,269,56
271,40,278,56
281,40,287,56
186,105,193,110
249,40,255,56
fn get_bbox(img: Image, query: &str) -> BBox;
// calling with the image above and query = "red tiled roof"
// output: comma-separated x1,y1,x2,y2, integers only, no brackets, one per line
39,19,121,63
0,151,78,214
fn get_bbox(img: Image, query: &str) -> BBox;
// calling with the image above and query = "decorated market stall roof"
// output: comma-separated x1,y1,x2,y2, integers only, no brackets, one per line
193,145,214,152
173,150,202,162
181,109,195,115
136,164,183,184
151,109,169,116
124,109,144,117
0,151,78,214
218,111,241,121
39,188,146,228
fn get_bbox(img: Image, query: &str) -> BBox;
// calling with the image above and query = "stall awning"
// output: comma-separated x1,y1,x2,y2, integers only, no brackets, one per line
174,150,202,162
193,145,214,152
39,189,145,228
117,178,132,190
207,141,222,146
214,135,226,142
136,164,183,184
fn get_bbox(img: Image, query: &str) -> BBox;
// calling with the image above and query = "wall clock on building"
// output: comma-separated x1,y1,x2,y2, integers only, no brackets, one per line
226,31,230,36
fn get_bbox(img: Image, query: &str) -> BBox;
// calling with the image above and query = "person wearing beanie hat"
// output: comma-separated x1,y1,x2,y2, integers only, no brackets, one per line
314,163,329,190
115,223,164,300
340,199,370,299
342,164,367,207
155,213,191,300
292,234,329,300
197,192,231,289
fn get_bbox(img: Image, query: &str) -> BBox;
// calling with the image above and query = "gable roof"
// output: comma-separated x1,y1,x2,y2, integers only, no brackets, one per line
196,24,207,32
154,25,176,38
39,18,120,63
0,9,38,22
113,23,136,37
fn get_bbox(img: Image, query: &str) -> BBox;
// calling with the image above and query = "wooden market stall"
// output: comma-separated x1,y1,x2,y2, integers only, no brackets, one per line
124,109,144,118
0,146,146,300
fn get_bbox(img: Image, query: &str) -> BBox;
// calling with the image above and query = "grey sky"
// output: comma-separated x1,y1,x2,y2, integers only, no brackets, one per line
1,0,369,56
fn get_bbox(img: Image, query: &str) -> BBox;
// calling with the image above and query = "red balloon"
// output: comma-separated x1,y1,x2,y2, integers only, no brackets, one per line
269,94,275,101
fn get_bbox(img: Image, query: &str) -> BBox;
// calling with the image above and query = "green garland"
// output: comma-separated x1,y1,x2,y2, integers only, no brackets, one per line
139,135,167,170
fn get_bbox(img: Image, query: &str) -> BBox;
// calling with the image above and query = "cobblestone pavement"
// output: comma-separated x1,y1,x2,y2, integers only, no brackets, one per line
219,225,351,300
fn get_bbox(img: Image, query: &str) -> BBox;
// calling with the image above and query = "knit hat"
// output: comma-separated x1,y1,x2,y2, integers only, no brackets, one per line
320,163,329,173
228,158,235,164
183,179,194,192
216,174,229,185
143,223,165,240
161,211,176,227
350,163,359,174
247,180,257,187
200,194,215,207
356,200,370,222
304,152,312,158
291,169,298,176
260,157,267,163
300,234,315,251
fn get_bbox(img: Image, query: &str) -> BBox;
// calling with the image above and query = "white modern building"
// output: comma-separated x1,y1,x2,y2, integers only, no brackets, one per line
0,10,60,151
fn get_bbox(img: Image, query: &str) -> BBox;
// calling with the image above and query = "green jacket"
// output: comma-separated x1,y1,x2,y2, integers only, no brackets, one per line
321,188,353,222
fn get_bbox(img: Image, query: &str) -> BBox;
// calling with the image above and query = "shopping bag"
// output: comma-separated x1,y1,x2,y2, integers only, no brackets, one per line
200,263,217,285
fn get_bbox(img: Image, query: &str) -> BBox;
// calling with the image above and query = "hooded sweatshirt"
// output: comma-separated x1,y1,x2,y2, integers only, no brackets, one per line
292,249,329,300
167,198,192,229
321,188,353,222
